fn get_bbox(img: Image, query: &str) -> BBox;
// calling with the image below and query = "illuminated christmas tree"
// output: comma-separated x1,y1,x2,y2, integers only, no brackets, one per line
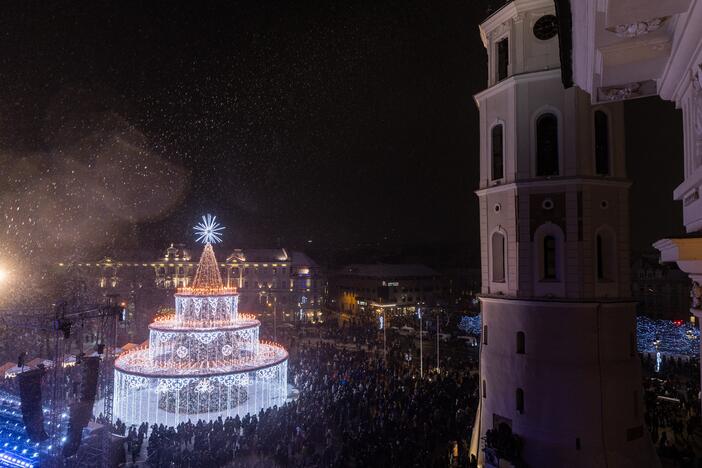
113,215,288,425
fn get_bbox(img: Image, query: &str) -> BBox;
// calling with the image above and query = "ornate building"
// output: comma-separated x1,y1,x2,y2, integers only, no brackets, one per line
57,245,325,331
471,1,656,466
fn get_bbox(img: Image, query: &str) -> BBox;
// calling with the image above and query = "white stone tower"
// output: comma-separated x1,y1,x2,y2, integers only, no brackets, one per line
471,1,658,466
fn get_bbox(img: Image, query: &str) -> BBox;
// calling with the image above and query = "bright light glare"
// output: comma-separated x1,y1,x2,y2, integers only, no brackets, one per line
0,268,7,283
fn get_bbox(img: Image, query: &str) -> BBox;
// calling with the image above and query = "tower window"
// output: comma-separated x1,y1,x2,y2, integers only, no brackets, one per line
516,388,524,414
482,380,487,398
516,331,525,354
497,38,509,81
536,113,559,176
491,232,506,283
491,124,504,180
594,111,610,175
483,325,488,345
596,234,604,280
595,229,616,282
543,236,557,279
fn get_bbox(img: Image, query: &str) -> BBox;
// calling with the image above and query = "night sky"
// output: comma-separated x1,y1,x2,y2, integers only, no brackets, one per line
0,0,684,277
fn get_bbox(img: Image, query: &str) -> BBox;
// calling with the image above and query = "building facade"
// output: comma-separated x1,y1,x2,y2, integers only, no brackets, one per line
472,1,656,466
328,264,443,319
631,253,691,320
58,245,325,328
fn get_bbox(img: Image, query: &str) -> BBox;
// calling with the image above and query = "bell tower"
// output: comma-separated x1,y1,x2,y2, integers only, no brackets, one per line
471,1,658,466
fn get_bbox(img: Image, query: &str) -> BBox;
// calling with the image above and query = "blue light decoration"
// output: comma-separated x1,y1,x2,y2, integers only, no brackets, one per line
458,315,481,336
193,214,225,244
636,316,699,357
455,314,699,360
0,391,44,467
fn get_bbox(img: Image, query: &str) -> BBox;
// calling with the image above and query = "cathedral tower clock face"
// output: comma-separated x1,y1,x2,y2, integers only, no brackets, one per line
533,15,558,40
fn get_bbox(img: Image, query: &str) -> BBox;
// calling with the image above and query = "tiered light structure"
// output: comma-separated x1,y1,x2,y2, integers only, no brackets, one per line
113,216,288,427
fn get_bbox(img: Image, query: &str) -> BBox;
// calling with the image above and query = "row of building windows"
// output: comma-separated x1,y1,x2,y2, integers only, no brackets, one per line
490,110,611,181
490,228,616,284
482,381,640,426
481,380,524,414
483,327,525,354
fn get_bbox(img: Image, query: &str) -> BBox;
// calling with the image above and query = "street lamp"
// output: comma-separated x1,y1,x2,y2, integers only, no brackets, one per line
436,308,441,372
260,290,278,342
417,306,423,379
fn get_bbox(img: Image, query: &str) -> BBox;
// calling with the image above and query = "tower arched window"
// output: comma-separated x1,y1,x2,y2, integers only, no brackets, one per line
516,331,525,354
496,38,509,82
516,388,524,414
491,232,506,283
543,235,557,280
594,110,610,175
595,228,616,282
536,113,559,176
491,124,504,180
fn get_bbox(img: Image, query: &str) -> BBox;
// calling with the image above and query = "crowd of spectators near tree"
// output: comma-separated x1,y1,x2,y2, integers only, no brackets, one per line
116,323,479,467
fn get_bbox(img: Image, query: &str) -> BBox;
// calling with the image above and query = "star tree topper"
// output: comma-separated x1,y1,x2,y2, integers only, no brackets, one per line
194,214,225,244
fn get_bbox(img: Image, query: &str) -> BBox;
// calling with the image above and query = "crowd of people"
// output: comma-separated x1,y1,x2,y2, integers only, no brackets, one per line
642,354,701,467
135,336,478,467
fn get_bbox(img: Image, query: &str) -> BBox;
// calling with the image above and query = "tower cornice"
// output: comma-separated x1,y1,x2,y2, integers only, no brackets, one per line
475,176,632,196
474,69,561,105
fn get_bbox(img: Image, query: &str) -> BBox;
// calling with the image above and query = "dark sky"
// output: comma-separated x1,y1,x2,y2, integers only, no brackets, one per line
0,0,684,270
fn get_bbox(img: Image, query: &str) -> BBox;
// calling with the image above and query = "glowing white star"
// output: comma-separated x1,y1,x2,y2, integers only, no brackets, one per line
193,214,225,244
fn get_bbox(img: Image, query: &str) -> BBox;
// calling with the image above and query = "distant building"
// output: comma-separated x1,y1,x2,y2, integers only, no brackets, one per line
328,264,443,320
57,244,325,329
631,254,690,320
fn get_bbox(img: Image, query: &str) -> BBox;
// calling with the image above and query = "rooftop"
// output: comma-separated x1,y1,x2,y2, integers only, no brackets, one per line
338,264,439,278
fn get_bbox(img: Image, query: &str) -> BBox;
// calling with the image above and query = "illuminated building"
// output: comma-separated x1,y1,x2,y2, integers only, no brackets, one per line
113,217,288,427
470,1,656,466
328,264,443,320
56,245,324,328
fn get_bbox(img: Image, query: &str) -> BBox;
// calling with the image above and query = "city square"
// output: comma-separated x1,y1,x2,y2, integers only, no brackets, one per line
1,0,702,467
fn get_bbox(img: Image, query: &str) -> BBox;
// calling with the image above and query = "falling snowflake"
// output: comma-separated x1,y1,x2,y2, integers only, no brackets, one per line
221,344,233,356
193,214,225,244
176,346,189,359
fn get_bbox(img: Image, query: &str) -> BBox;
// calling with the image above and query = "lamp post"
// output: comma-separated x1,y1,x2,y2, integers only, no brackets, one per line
418,306,423,379
436,309,440,372
274,298,277,342
383,307,387,362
